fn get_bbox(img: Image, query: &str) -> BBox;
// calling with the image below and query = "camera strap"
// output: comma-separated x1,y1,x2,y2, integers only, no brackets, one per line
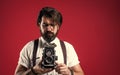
32,39,67,66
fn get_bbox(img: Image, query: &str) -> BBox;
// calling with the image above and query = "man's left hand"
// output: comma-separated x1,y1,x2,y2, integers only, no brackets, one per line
55,62,71,75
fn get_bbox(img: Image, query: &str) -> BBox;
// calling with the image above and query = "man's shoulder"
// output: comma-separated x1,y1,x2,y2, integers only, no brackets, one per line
20,39,39,54
24,40,34,47
22,38,39,50
62,40,73,46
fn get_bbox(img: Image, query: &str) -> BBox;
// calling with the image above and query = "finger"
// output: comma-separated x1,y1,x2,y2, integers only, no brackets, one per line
41,68,53,74
55,61,60,66
55,63,66,70
59,68,70,75
38,60,42,65
57,63,65,67
59,66,66,70
56,69,66,74
44,68,53,72
55,66,59,72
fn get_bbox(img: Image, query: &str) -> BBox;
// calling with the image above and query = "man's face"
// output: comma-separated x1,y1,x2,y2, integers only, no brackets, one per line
39,16,60,42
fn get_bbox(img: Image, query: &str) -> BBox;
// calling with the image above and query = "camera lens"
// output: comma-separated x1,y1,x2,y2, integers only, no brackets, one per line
46,50,52,56
45,56,53,64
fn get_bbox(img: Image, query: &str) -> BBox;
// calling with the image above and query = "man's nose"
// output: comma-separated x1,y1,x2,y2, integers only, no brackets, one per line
46,25,52,31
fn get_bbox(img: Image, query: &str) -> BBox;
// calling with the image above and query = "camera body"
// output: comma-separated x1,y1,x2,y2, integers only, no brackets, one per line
41,43,57,69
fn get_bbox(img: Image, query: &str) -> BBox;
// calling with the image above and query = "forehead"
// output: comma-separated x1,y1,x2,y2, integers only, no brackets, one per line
41,16,54,24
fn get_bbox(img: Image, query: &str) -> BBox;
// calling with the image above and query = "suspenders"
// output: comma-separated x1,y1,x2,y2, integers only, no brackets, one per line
60,40,67,65
32,39,39,66
32,39,67,66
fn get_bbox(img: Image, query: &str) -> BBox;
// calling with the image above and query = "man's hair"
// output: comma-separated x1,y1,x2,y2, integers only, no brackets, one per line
37,7,63,26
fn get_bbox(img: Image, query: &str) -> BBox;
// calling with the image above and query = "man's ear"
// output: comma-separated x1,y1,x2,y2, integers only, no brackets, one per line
38,23,41,26
37,23,41,30
57,24,60,30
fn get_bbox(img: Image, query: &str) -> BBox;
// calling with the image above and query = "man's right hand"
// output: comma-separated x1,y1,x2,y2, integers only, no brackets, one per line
15,61,53,75
32,62,53,74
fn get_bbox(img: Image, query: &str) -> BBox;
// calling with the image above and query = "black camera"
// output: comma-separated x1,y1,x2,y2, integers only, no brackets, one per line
41,43,57,69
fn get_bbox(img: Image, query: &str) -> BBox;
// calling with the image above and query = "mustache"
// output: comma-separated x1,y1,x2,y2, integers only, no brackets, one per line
45,31,54,35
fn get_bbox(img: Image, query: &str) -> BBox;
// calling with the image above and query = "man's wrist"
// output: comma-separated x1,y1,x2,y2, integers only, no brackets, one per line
69,68,74,75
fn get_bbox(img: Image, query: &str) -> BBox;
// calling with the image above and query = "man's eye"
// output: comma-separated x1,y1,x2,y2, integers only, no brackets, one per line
43,24,48,26
50,24,55,26
42,23,55,27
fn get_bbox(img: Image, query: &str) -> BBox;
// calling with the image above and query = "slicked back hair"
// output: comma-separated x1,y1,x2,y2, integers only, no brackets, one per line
37,7,63,27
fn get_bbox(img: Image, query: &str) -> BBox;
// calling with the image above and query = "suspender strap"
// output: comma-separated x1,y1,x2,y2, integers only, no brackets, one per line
60,40,67,65
32,39,39,66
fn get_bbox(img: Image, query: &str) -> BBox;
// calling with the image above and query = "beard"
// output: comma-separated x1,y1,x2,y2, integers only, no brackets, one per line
41,31,58,43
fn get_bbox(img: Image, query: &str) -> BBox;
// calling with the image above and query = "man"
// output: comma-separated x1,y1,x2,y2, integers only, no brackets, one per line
15,7,84,75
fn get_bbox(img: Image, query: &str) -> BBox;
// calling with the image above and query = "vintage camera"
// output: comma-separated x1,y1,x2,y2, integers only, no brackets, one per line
41,43,57,69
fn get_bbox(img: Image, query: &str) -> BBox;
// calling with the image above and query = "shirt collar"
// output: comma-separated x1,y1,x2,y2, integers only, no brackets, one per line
39,37,59,47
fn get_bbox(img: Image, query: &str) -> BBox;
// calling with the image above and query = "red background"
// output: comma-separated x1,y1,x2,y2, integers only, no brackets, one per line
0,0,120,75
